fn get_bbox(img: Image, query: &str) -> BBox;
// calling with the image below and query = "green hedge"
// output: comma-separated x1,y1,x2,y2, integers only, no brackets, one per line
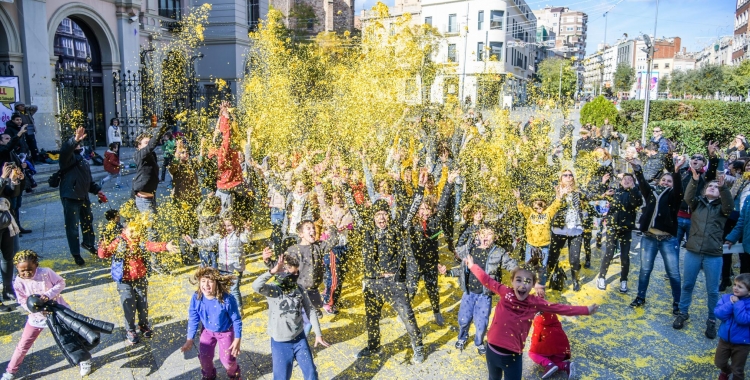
618,100,750,154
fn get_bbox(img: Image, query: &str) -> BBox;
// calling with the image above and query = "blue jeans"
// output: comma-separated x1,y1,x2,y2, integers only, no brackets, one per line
135,196,157,213
524,244,550,267
61,197,95,258
270,207,286,225
271,333,318,380
219,270,243,309
675,217,691,252
199,250,217,269
637,235,681,303
679,250,722,320
457,292,492,347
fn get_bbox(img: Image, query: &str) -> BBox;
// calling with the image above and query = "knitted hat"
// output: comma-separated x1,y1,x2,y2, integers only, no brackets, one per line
372,199,390,215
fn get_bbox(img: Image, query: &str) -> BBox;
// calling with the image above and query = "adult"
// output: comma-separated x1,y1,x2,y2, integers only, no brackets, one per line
13,103,38,163
0,128,31,235
726,135,749,159
575,129,597,157
559,119,574,160
545,170,596,292
676,145,719,254
650,127,670,154
107,118,123,159
641,142,666,184
600,118,614,147
132,122,171,213
726,159,750,277
59,127,106,266
342,175,425,363
629,155,685,312
673,171,732,340
722,159,750,285
160,132,175,185
168,139,201,206
523,116,535,136
3,114,29,156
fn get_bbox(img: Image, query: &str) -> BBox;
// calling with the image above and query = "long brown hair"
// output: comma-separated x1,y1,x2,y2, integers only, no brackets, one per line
190,267,236,304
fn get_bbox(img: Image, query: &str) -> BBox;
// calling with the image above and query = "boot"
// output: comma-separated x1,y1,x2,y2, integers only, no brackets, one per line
571,270,581,291
719,277,732,292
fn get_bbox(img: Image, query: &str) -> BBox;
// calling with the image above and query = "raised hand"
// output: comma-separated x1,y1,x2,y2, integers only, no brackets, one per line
270,254,285,274
437,264,447,275
689,166,700,181
708,141,720,157
74,127,86,142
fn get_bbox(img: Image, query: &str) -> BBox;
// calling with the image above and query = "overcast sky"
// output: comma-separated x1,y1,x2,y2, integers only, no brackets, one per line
356,0,736,55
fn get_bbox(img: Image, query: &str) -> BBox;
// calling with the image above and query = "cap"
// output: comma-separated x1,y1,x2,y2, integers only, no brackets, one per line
372,199,390,215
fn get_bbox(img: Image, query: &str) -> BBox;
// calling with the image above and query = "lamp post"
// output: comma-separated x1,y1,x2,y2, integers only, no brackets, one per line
641,0,660,145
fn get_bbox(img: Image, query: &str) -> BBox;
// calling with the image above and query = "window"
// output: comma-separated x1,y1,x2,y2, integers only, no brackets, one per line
566,27,574,31
159,0,182,20
577,26,582,31
553,13,558,17
490,10,503,30
74,41,88,58
448,14,457,33
425,16,432,26
665,63,670,69
61,37,74,56
478,11,484,30
489,41,503,60
248,0,260,30
448,44,457,62
477,42,484,60
653,63,659,69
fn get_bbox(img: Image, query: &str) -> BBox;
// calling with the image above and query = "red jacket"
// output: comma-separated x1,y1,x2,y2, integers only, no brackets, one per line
469,264,589,354
208,115,243,190
104,150,120,174
529,312,571,359
98,234,167,281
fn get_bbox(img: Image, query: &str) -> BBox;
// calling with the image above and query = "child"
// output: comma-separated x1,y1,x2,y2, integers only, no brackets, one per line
714,273,750,380
252,253,330,380
195,196,222,268
160,132,175,185
98,220,176,344
3,250,91,379
513,189,561,272
101,142,123,189
439,225,518,354
184,211,250,309
529,311,575,379
315,184,353,315
98,209,123,250
466,256,597,380
180,267,242,380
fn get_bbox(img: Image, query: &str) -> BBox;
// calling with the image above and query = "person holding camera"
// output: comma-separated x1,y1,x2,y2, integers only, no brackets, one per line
13,104,38,163
0,126,31,235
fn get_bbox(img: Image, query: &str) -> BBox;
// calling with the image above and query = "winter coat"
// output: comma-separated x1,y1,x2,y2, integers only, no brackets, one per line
684,178,733,256
107,125,122,144
677,157,718,218
132,124,170,195
635,161,683,236
715,294,750,345
103,150,120,175
208,115,243,190
98,234,169,281
529,312,571,359
605,186,643,231
575,137,598,155
168,158,201,205
409,182,454,266
344,180,421,291
14,267,70,328
59,137,100,201
283,228,338,291
727,195,750,254
451,228,517,296
192,231,249,273
3,123,29,152
517,199,562,247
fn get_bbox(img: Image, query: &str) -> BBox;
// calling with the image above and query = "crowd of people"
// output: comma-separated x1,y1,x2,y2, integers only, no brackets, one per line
0,101,749,380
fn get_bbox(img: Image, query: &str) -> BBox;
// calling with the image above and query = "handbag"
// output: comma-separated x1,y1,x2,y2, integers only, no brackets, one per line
548,265,567,291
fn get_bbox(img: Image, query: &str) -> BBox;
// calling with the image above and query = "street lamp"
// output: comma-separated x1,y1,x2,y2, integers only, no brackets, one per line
641,0,660,145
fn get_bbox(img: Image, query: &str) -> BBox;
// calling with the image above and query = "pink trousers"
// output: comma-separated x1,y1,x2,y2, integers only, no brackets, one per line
528,352,570,373
6,323,44,374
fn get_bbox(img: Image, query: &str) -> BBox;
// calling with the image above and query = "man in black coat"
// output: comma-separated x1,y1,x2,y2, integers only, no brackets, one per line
59,127,105,266
575,129,598,157
131,124,171,213
0,126,31,234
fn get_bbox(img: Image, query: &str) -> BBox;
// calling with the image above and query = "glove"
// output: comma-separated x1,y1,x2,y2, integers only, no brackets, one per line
97,192,108,203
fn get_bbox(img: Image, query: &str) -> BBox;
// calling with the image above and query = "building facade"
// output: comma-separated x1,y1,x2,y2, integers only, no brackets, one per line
693,36,733,67
532,6,587,61
734,0,750,64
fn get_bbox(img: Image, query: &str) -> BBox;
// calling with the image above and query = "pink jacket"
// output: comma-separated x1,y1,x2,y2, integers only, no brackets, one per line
14,267,69,327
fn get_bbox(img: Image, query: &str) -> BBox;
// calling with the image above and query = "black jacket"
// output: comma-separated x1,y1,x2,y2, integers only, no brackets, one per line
131,124,170,194
345,180,421,291
606,186,643,231
677,156,718,215
575,137,598,155
3,122,29,153
636,158,683,236
59,137,100,200
410,182,453,266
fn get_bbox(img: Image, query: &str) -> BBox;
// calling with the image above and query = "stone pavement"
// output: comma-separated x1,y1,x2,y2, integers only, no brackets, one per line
0,140,741,379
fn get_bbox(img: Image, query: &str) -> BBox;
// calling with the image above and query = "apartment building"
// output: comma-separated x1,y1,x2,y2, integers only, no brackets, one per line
734,0,750,64
533,6,587,61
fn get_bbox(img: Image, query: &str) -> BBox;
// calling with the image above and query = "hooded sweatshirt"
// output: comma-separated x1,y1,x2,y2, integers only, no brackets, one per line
252,271,323,342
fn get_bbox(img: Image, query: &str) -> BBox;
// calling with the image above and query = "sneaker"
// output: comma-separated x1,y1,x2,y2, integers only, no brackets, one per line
596,277,606,290
672,312,689,330
568,361,576,379
139,325,154,338
126,330,140,345
476,344,486,355
719,371,730,380
322,304,338,315
79,360,92,376
434,312,444,327
73,255,85,266
412,345,425,364
0,302,11,312
454,339,466,351
1,372,15,380
619,281,628,293
584,259,591,269
356,347,381,358
81,243,97,255
672,302,680,316
705,319,717,339
629,297,646,308
542,363,559,379
2,292,16,302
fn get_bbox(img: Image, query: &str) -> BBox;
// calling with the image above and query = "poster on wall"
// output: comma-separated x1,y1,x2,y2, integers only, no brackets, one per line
0,76,20,127
637,71,658,100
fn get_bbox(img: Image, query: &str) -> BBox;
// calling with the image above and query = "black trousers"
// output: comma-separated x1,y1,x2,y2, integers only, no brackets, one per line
548,233,583,272
722,219,750,280
0,227,15,296
599,228,633,281
363,278,422,350
416,259,440,314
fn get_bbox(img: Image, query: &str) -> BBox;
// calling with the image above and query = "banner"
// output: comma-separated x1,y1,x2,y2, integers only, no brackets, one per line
636,71,658,100
0,76,20,125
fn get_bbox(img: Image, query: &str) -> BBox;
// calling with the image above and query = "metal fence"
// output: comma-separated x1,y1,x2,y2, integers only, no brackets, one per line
0,62,14,77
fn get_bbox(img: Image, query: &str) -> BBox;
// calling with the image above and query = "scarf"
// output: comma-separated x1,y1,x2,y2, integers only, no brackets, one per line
564,192,582,230
0,198,20,237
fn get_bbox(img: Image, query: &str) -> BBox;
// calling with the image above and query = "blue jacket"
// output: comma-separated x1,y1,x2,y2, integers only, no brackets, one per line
186,292,242,339
726,198,750,254
715,294,750,345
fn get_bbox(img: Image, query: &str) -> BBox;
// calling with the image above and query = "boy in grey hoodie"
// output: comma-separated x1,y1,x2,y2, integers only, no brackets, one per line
253,254,330,380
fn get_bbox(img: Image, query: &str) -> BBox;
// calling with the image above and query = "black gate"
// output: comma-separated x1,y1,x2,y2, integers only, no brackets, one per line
113,67,232,147
53,66,97,148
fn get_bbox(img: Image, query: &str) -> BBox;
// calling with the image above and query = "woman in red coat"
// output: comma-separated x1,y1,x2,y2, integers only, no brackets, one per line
529,311,574,379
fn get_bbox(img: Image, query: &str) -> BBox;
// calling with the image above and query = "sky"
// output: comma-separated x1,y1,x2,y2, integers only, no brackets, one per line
355,0,736,56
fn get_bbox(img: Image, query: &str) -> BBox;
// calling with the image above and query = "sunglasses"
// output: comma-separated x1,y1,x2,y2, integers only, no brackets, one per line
561,173,574,177
653,130,662,133
691,155,705,160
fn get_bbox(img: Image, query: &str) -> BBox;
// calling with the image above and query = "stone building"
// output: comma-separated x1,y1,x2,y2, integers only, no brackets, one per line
270,0,355,35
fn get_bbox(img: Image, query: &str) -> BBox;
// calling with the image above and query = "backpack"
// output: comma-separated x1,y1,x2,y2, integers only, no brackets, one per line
110,257,124,283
